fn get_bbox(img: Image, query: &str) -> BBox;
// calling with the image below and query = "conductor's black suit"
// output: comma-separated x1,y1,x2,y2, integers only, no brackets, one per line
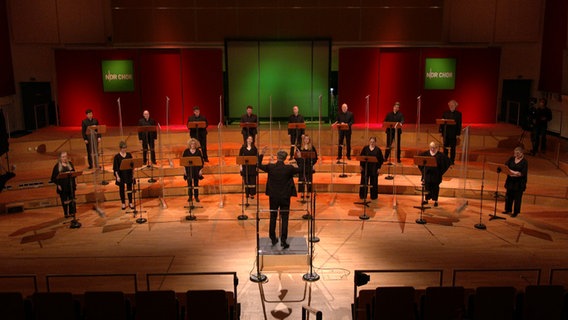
258,152,301,247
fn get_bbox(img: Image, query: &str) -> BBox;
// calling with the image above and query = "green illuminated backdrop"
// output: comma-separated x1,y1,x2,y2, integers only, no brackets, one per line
226,40,330,121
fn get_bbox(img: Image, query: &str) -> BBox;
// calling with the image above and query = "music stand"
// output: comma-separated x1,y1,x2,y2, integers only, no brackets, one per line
383,121,398,180
298,151,316,216
487,162,509,221
413,156,437,224
236,155,258,220
88,125,108,185
120,158,146,223
180,156,203,221
288,122,305,156
240,122,257,142
436,118,456,153
334,123,349,177
137,125,158,183
355,155,378,220
57,171,83,229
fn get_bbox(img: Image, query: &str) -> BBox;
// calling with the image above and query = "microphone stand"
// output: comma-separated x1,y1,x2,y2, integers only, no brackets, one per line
488,162,507,221
475,157,487,229
355,155,377,220
237,155,257,220
250,164,267,283
383,122,397,180
181,156,203,221
303,190,320,282
123,158,146,223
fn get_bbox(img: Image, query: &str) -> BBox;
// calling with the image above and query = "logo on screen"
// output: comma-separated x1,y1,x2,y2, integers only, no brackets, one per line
424,58,456,90
102,60,134,92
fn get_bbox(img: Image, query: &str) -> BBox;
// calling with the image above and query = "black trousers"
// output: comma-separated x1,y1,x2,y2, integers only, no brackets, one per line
505,188,524,214
187,178,199,199
337,130,352,159
118,182,133,204
424,182,440,201
269,197,290,242
59,192,76,217
359,173,378,200
142,139,156,164
384,130,402,161
85,138,98,168
443,138,457,164
242,174,256,197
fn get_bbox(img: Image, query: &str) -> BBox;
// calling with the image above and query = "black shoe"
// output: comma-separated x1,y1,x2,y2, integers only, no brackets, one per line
347,156,351,160
281,241,289,249
422,200,428,205
397,159,401,163
188,197,192,202
121,203,126,210
511,213,519,217
195,197,200,202
152,161,157,165
502,211,512,214
204,159,209,162
336,160,342,164
87,166,93,170
434,201,438,207
271,238,278,246
250,195,254,200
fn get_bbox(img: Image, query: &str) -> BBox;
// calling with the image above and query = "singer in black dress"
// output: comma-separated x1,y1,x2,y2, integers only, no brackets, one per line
50,151,77,218
418,142,451,207
113,141,134,210
503,147,528,217
295,134,318,197
182,138,204,202
239,135,258,199
358,137,384,200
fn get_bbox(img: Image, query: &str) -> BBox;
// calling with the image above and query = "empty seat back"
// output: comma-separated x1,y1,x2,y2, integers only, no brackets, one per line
135,290,178,320
84,291,129,320
472,286,516,320
374,286,416,320
186,290,228,320
422,286,465,320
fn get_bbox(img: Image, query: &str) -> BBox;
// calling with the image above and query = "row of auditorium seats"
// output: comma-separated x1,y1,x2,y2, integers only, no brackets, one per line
353,285,568,320
0,289,239,320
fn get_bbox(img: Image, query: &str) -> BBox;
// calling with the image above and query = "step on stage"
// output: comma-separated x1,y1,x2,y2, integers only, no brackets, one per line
259,237,309,269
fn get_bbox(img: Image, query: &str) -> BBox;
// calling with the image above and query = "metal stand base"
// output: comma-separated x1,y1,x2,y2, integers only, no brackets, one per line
148,178,157,183
474,223,487,230
303,272,320,282
302,214,311,220
489,214,506,221
309,236,320,243
250,273,267,283
136,217,147,224
185,215,196,221
415,218,427,224
101,180,109,185
237,214,248,220
359,213,370,220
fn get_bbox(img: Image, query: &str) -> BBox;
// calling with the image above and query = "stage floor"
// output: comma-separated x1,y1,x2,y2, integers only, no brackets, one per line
1,192,568,319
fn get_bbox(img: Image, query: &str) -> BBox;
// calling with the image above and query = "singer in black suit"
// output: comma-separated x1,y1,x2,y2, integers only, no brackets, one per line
113,141,134,210
384,102,404,163
257,149,301,249
439,100,462,165
503,146,528,217
138,110,157,166
240,105,258,144
335,103,354,160
418,141,451,207
50,151,76,218
81,109,101,169
359,137,384,200
288,105,305,160
187,106,209,162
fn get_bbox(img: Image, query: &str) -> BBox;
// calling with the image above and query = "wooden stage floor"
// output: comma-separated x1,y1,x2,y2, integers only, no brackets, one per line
1,194,568,319
0,124,567,319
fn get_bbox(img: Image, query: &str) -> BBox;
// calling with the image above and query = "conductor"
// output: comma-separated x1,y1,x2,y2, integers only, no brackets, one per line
258,149,301,249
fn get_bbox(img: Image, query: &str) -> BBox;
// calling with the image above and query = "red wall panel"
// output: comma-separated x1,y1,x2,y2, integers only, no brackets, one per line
55,48,223,129
378,48,421,124
55,49,140,127
338,48,380,124
338,47,500,127
181,49,223,125
0,0,14,96
138,49,183,126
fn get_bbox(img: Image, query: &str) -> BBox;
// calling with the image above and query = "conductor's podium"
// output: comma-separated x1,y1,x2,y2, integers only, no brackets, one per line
258,237,309,270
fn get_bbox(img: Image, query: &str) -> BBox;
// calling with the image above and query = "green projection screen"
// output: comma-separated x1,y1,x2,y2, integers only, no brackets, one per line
226,40,330,121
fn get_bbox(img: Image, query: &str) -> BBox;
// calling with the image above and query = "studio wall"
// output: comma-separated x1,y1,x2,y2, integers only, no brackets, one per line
55,48,223,127
339,47,501,125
